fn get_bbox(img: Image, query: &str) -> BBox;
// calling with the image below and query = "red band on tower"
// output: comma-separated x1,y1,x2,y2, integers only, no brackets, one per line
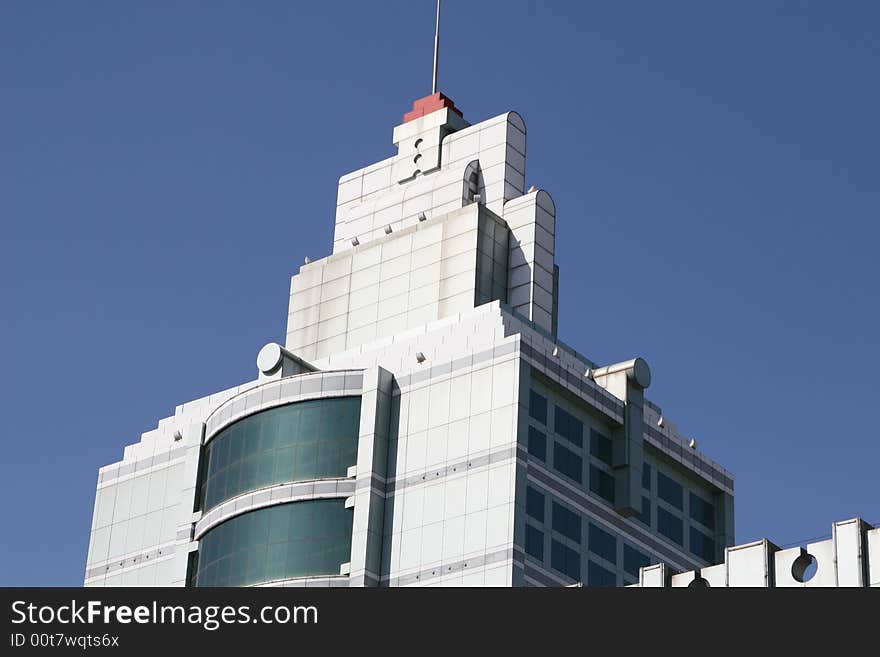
403,93,463,123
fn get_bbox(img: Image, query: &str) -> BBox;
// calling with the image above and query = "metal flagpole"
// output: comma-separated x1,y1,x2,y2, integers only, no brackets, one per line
432,0,441,94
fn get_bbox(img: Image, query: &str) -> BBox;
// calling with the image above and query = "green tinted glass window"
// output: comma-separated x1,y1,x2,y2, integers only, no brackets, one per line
199,397,361,512
195,500,353,587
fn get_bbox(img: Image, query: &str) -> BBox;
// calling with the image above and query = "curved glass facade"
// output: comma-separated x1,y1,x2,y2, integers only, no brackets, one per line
199,396,361,512
195,500,353,587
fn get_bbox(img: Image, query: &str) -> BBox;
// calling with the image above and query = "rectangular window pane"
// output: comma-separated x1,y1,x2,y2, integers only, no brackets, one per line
623,544,651,577
689,492,716,530
642,462,652,490
528,426,547,461
589,465,615,504
529,390,548,425
553,443,583,484
657,507,683,545
590,429,612,466
657,471,683,509
551,501,581,543
299,403,321,438
588,523,617,564
554,406,583,448
637,496,651,527
588,560,616,587
551,540,581,581
689,527,716,563
526,486,545,523
525,525,544,560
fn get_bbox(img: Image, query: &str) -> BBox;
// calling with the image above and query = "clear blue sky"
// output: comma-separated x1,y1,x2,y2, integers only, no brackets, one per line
1,1,878,586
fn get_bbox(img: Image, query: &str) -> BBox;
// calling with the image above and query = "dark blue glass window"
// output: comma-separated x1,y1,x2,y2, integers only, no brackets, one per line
623,544,651,577
637,496,651,527
551,501,581,543
526,487,545,522
690,527,716,563
588,523,617,564
588,560,616,587
553,443,583,484
689,493,716,530
528,426,547,461
529,390,548,425
551,540,581,581
554,406,583,448
525,525,544,560
642,462,652,490
589,465,615,504
590,429,612,466
657,507,683,545
657,471,683,510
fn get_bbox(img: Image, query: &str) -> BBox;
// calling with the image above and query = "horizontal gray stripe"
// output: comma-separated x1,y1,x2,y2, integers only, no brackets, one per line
195,478,356,539
204,370,362,431
383,445,518,497
347,568,382,588
392,341,518,393
85,547,175,581
99,447,187,484
353,445,518,498
519,339,626,419
384,546,514,586
205,374,363,444
255,576,350,588
522,561,571,587
354,472,389,494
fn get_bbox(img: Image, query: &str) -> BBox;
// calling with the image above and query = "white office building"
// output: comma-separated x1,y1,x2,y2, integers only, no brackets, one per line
85,91,738,587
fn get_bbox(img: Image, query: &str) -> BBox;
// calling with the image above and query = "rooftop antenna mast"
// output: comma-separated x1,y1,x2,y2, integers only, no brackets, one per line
432,0,441,94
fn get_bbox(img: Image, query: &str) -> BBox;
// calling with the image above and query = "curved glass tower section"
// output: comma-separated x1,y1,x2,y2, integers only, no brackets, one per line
193,394,362,586
199,396,361,512
195,499,353,587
